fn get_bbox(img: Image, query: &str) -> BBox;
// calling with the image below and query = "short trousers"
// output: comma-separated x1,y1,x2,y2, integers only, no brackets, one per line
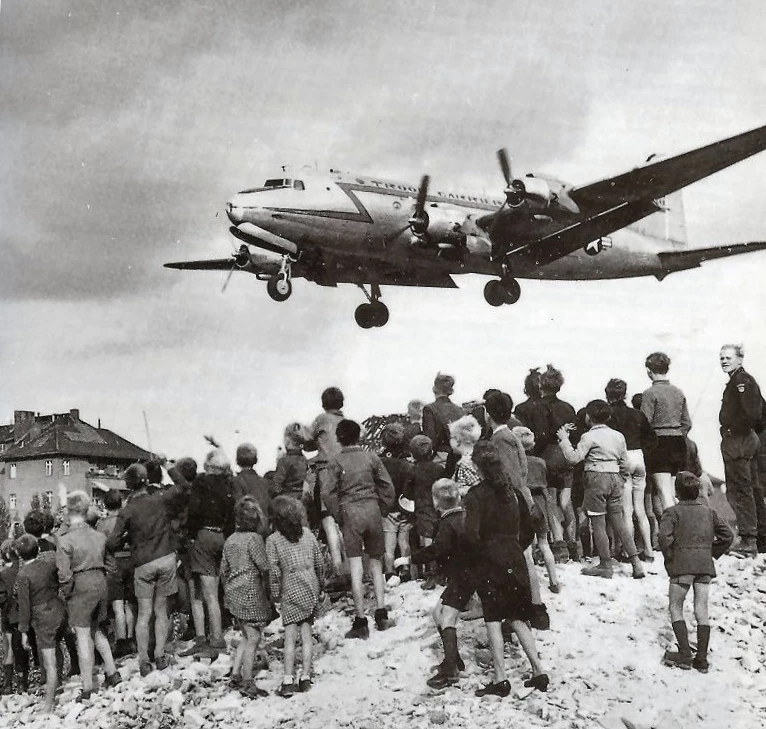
67,570,108,629
339,500,385,559
134,552,178,600
107,555,135,602
549,468,574,492
31,599,66,650
415,509,438,541
476,565,532,623
583,472,624,517
624,450,647,492
531,491,549,539
645,435,687,476
440,573,478,612
382,512,413,537
190,528,225,577
670,574,712,586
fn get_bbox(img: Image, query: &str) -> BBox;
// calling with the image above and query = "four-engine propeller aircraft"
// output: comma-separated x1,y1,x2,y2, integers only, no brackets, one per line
166,124,766,328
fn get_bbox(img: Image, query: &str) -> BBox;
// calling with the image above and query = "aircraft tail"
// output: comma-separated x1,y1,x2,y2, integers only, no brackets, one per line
631,190,688,250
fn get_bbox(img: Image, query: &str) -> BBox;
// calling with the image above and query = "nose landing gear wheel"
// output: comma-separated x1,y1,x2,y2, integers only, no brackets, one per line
501,276,521,304
484,280,506,307
267,275,292,302
355,303,376,329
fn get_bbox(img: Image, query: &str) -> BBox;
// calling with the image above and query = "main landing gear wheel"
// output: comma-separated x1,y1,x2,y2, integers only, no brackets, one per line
266,274,292,302
483,277,521,306
355,302,389,329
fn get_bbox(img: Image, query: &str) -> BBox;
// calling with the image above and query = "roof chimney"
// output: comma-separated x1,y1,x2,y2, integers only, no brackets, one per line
13,410,36,443
70,409,80,422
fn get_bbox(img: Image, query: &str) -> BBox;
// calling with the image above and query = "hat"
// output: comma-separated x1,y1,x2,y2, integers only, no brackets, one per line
409,434,433,460
398,494,415,513
381,422,406,448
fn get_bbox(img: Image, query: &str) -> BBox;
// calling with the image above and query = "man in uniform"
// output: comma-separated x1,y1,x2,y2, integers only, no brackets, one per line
719,344,766,556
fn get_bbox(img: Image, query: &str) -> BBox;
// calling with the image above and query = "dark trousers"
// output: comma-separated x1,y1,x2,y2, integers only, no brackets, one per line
722,431,765,539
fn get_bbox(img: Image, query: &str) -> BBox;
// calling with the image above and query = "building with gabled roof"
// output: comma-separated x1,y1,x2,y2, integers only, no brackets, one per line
0,408,151,521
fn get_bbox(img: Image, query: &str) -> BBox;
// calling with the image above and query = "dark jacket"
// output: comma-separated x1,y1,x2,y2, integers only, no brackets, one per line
272,450,308,500
658,500,733,577
539,395,578,451
422,397,465,454
411,508,475,580
463,481,526,582
0,563,20,624
108,481,189,567
16,553,62,633
379,451,414,514
324,446,395,518
720,367,763,436
404,460,445,522
514,397,551,456
233,469,272,521
608,400,657,453
187,473,236,538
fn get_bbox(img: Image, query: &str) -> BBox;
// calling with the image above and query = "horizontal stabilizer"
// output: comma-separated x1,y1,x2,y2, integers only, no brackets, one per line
658,241,766,273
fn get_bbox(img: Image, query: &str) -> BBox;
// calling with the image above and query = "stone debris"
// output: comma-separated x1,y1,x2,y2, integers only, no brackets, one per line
0,554,764,729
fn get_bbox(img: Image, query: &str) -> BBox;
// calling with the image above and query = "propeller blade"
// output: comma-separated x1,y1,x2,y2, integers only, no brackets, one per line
497,148,512,187
414,175,430,218
221,264,235,293
384,223,412,246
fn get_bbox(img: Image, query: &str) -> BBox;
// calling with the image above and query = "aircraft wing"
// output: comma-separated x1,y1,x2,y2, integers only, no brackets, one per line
164,258,234,271
658,241,766,273
504,123,766,266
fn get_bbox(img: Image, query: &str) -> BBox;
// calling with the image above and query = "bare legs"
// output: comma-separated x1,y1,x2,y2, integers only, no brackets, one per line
651,472,676,512
112,599,135,642
199,575,222,642
484,621,507,683
282,622,313,682
322,515,344,574
40,647,57,712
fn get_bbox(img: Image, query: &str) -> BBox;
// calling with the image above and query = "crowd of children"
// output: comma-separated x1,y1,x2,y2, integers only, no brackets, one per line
0,354,749,711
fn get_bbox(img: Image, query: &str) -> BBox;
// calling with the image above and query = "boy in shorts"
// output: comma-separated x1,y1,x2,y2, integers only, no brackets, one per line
557,400,646,580
325,419,395,639
15,534,66,712
107,463,188,675
659,472,733,672
409,479,475,689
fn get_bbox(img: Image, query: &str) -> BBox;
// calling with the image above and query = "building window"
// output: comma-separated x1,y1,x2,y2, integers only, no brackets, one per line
9,464,16,479
45,459,53,476
0,444,5,453
63,459,70,476
45,491,53,509
9,494,16,510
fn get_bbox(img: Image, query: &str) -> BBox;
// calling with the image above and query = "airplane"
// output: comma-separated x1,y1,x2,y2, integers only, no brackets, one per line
165,124,766,328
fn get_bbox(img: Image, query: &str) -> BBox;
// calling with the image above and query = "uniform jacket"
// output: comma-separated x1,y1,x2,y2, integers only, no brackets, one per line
720,367,763,436
324,446,395,518
659,499,733,577
422,396,465,454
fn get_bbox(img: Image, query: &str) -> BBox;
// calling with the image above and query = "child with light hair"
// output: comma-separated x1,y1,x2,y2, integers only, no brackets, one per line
273,424,310,501
449,415,482,497
408,478,476,689
513,426,560,593
56,491,121,700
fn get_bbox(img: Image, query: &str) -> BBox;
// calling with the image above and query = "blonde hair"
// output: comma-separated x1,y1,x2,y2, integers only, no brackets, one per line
720,343,744,358
432,478,460,510
204,449,231,475
67,490,91,516
512,425,535,453
449,415,482,455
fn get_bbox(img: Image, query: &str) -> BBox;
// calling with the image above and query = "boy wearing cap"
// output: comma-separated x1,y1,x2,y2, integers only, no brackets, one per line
107,462,189,676
379,423,415,585
325,419,395,639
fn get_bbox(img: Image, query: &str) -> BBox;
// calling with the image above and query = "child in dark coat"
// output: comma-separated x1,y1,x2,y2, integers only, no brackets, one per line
14,534,66,712
406,435,445,590
272,424,309,501
0,539,29,694
410,479,475,689
221,496,273,698
659,471,733,672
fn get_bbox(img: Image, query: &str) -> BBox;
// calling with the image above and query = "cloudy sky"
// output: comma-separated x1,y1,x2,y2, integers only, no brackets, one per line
2,0,766,472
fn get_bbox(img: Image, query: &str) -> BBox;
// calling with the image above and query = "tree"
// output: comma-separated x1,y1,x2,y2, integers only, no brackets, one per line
0,498,9,543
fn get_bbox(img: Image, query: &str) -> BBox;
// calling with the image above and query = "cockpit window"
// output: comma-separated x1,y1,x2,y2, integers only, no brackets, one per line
264,178,287,188
293,180,305,190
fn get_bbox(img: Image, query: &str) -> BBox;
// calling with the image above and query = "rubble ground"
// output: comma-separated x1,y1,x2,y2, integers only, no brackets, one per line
1,553,764,729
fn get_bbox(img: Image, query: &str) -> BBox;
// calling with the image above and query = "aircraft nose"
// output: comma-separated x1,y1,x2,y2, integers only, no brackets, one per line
226,200,243,225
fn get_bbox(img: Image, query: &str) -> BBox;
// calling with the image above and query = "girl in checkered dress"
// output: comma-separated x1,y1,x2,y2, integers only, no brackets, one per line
220,497,273,698
266,496,325,698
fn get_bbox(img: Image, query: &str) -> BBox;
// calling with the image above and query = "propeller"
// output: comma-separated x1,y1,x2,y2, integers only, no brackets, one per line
221,244,252,293
489,148,528,249
408,174,430,238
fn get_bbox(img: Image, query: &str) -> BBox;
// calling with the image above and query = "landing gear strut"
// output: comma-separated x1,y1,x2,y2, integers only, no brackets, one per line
355,283,389,329
483,275,521,307
266,255,293,302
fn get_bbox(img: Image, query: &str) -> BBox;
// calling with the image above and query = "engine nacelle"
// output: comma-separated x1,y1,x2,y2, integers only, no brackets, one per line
412,206,466,246
234,244,252,269
520,176,553,207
